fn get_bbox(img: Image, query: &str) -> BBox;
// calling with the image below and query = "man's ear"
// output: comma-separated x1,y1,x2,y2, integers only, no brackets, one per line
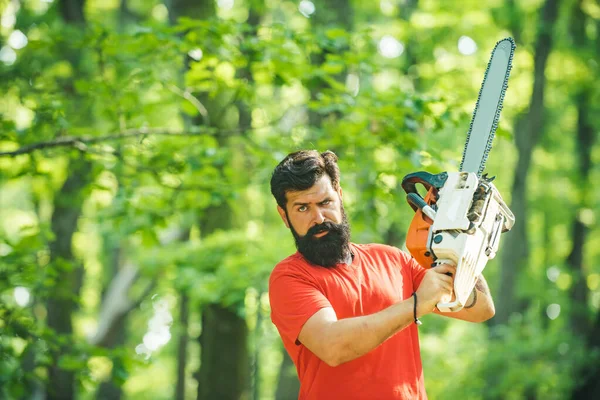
338,186,343,200
277,206,290,228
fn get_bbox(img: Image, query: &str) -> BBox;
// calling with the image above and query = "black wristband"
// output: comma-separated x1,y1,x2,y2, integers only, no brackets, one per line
412,292,422,326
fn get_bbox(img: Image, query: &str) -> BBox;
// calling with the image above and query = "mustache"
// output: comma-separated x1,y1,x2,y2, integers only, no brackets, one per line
287,206,351,268
305,221,339,238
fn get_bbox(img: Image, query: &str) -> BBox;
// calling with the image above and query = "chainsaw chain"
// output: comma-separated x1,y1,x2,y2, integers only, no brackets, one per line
459,38,516,176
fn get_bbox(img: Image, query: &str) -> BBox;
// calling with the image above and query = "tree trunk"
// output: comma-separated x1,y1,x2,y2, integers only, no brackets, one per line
95,241,125,400
400,0,420,85
505,0,523,45
167,0,215,25
195,199,249,399
46,155,92,400
566,89,594,335
196,304,250,400
308,0,353,127
94,240,129,400
165,2,252,399
175,292,190,400
568,5,599,398
234,5,265,399
565,0,596,338
493,0,560,326
251,293,264,400
60,0,86,24
166,2,217,397
571,311,600,399
387,0,418,247
43,3,89,399
275,351,300,400
95,315,126,400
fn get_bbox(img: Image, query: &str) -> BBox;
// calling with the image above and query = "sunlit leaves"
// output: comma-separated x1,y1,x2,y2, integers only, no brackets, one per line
1,0,598,398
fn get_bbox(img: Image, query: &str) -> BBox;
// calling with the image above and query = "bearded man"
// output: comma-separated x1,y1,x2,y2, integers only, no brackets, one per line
268,150,495,399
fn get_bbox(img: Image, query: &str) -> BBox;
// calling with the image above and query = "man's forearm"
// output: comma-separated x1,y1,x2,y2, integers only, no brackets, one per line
298,266,454,366
442,275,494,322
465,275,491,307
320,298,417,366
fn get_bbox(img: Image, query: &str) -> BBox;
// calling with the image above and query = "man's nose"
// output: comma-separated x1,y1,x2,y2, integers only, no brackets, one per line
313,209,326,225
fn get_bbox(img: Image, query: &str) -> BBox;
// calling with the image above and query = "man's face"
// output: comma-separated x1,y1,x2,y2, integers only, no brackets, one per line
277,175,351,267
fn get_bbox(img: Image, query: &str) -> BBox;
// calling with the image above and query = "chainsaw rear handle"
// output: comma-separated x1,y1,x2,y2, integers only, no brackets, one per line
433,258,462,312
401,171,448,212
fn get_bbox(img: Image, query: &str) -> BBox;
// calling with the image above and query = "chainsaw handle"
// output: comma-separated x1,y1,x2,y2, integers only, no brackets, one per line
401,171,448,194
406,192,428,210
401,171,448,212
433,258,462,312
406,193,437,220
402,171,434,194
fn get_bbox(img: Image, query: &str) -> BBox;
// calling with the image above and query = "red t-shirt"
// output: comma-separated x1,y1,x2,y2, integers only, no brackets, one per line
269,242,428,400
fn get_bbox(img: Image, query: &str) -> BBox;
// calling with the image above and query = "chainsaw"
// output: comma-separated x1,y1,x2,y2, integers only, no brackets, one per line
402,38,516,312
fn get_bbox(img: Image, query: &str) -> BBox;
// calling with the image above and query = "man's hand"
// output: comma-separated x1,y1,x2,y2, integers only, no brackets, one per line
435,274,495,322
415,264,456,317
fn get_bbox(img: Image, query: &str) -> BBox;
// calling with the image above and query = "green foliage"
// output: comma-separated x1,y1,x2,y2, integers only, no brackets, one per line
0,0,598,399
421,310,591,399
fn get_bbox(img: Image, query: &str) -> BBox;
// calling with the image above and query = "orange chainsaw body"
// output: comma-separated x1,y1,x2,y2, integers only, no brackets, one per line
406,188,437,269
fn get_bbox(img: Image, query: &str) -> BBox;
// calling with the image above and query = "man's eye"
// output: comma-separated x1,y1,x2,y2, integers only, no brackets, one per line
298,205,307,212
322,200,331,205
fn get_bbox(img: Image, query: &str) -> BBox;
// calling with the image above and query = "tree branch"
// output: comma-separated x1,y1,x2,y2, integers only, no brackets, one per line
88,228,189,348
168,85,211,125
88,263,139,347
0,127,209,157
1,104,300,158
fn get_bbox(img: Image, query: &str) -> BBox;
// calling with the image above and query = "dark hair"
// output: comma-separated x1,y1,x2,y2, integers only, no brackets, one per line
270,150,341,209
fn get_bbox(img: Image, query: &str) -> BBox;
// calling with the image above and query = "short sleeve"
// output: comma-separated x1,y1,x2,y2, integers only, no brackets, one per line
397,250,428,291
269,268,332,346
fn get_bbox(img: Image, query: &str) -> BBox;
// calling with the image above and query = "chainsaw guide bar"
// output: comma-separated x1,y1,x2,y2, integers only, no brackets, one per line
460,38,515,176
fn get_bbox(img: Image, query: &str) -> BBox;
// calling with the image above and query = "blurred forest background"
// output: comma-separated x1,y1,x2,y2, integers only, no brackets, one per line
1,0,599,399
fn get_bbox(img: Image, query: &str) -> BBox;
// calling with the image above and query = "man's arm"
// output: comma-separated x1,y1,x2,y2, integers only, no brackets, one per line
435,274,495,322
297,264,455,367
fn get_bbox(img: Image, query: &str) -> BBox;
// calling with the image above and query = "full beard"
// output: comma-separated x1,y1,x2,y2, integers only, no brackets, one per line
288,207,352,268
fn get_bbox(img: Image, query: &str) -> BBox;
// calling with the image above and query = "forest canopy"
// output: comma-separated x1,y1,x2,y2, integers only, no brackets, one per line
1,0,599,399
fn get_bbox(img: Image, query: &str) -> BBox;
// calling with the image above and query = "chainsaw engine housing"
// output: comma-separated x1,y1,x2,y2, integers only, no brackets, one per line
403,171,515,312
